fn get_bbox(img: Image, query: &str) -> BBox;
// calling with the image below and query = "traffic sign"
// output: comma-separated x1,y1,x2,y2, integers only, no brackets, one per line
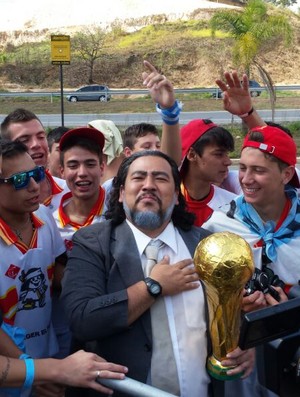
51,35,70,65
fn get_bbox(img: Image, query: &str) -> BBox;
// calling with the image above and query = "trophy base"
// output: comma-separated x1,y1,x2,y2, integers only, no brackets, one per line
207,355,243,381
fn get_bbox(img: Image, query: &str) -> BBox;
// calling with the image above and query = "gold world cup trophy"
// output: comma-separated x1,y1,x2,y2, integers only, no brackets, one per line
194,231,254,381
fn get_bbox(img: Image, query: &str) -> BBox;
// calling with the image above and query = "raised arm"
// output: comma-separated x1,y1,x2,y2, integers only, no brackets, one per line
216,71,266,130
142,60,182,166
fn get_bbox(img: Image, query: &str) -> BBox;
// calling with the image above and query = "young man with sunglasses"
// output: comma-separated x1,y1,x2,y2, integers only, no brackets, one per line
0,139,67,396
0,109,68,212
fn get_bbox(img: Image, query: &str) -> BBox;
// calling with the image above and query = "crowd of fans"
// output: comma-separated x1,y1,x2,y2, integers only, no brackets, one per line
0,61,298,397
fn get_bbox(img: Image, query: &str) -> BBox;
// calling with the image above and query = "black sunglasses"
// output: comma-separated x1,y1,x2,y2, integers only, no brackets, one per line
0,166,45,190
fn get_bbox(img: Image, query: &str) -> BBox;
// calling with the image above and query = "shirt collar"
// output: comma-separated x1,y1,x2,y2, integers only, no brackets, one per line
0,212,44,246
126,219,178,257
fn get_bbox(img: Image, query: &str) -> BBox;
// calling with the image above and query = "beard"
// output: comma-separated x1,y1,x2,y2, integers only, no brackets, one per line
123,194,177,231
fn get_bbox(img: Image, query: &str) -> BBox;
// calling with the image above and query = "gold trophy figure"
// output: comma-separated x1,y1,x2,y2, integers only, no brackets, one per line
194,231,254,380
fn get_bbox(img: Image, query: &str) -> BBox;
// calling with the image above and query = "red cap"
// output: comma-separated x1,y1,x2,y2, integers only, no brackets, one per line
243,125,299,188
59,127,105,151
180,119,217,165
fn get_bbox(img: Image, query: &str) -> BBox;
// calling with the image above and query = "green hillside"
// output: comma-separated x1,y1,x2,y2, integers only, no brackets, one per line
0,6,300,91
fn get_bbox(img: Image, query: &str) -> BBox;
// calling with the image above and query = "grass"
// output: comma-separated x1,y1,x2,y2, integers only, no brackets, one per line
1,93,300,114
116,21,213,49
0,19,232,65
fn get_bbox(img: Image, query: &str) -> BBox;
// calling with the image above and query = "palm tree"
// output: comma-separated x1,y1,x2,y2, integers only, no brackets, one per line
210,0,293,120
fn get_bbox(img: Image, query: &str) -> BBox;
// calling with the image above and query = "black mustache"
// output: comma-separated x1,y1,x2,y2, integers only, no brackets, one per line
136,193,162,205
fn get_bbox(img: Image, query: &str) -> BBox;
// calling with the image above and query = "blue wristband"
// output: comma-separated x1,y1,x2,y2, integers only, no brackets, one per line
23,358,35,389
156,99,183,125
19,353,31,360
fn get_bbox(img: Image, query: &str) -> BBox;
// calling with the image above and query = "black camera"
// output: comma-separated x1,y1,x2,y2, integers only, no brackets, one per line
240,282,300,396
245,267,285,302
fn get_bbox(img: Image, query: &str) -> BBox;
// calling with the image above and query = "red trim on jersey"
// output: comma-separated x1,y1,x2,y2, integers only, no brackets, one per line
275,197,292,231
0,213,44,253
0,286,18,325
181,183,214,227
58,187,105,231
43,170,64,207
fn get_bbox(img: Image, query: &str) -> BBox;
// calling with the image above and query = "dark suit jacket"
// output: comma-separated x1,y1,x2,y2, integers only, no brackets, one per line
62,220,222,397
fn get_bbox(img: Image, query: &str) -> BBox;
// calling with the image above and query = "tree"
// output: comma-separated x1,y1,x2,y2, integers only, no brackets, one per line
72,26,106,84
210,0,293,121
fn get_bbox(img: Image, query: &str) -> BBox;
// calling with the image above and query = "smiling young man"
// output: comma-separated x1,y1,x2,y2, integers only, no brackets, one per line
212,70,300,197
179,119,237,226
52,127,105,252
1,109,68,211
203,126,300,290
203,125,300,397
51,127,106,359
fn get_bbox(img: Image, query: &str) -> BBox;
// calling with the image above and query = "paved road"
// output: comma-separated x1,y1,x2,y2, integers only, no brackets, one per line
1,109,299,128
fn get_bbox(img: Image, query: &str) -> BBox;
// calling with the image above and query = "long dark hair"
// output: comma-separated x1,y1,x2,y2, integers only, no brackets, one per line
105,150,195,230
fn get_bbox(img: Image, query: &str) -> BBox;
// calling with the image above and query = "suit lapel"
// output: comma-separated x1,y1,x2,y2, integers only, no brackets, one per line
111,222,152,342
179,227,199,255
111,222,144,285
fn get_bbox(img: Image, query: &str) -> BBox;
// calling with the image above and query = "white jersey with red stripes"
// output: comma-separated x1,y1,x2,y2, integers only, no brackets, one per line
0,205,65,358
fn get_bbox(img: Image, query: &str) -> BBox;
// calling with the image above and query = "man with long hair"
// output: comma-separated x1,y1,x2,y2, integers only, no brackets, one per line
61,150,254,397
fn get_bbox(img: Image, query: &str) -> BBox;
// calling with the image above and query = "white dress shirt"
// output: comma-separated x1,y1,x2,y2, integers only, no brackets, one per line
126,220,210,397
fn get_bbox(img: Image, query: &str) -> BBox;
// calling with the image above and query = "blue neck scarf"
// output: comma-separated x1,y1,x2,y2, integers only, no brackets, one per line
229,187,300,262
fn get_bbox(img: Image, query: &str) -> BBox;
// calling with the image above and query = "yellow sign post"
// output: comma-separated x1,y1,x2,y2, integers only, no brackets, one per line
51,35,71,126
51,35,71,65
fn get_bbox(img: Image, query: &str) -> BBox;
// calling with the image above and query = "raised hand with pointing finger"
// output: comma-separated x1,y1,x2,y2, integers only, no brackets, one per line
142,60,176,109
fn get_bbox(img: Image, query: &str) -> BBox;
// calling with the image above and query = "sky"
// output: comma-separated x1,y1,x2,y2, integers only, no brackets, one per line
0,0,238,31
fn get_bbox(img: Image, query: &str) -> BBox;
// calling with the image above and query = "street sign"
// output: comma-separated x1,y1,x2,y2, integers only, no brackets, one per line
51,35,70,65
51,35,70,126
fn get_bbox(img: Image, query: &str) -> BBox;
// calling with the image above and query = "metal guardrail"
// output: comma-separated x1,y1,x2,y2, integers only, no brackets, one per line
0,85,300,100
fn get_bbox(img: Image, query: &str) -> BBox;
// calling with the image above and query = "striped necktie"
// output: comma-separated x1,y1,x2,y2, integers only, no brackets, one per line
144,240,180,395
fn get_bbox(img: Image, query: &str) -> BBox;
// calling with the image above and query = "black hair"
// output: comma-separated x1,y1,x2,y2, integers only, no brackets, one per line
59,136,103,166
192,125,234,156
105,150,195,230
1,108,42,139
181,122,234,175
123,123,159,149
47,126,70,151
0,139,28,160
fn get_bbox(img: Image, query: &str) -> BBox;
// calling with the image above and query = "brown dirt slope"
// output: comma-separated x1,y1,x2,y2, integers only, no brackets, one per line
0,7,300,89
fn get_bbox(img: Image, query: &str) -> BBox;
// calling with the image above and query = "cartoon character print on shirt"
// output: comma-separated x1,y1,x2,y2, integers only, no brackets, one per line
18,267,48,310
